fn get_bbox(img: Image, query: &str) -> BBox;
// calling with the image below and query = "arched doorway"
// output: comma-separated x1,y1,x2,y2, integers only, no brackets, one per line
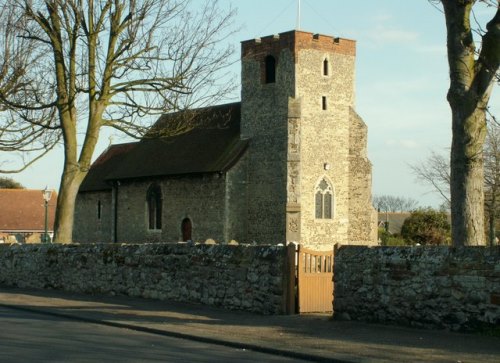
181,218,192,241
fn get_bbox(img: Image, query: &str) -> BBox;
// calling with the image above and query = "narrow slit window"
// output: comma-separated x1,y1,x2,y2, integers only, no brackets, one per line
147,184,162,230
322,96,327,110
97,200,102,220
323,59,329,76
265,55,276,84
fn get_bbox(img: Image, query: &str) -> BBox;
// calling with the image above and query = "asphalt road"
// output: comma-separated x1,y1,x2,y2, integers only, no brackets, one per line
0,306,307,363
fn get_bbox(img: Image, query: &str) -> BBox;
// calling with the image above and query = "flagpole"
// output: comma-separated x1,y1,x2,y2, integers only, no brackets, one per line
296,0,301,30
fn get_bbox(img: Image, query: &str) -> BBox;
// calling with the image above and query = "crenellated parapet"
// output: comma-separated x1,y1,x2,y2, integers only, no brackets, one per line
241,30,356,63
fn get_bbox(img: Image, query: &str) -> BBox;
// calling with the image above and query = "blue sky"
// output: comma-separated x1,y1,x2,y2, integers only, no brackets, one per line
9,0,499,208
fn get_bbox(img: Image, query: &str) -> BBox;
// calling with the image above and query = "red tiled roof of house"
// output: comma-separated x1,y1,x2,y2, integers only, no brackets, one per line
0,189,57,232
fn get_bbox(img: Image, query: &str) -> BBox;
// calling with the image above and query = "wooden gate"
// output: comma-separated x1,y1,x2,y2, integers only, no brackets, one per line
296,245,334,313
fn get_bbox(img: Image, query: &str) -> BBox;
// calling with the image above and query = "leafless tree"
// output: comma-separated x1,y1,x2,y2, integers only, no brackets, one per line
0,0,237,242
0,1,60,173
373,195,419,213
430,0,500,246
484,117,500,245
410,151,451,207
412,119,500,246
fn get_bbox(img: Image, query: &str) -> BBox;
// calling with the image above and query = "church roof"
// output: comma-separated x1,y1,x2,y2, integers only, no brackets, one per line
79,142,138,192
79,102,247,192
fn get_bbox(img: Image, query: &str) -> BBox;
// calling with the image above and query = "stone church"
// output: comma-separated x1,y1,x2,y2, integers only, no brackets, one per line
74,30,378,249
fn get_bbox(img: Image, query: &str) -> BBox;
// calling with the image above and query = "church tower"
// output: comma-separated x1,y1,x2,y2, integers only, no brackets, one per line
240,30,377,248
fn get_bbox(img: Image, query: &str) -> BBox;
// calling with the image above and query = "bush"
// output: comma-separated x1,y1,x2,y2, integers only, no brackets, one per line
400,208,451,245
378,228,409,246
0,177,24,189
384,235,410,246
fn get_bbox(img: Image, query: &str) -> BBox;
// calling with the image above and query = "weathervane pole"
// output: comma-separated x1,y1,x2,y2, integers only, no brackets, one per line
296,0,301,30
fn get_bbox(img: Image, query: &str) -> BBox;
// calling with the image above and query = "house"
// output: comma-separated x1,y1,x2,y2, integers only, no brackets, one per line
378,212,411,235
74,30,378,249
0,189,57,243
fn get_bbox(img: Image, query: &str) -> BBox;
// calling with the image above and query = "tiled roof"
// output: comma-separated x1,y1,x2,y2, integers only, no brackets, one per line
79,142,138,192
80,102,248,191
378,212,411,235
0,189,57,232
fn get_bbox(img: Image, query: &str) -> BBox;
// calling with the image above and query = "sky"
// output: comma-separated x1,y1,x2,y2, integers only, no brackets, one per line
5,0,500,209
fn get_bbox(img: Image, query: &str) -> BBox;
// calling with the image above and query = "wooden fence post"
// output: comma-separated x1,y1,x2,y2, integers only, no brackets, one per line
282,243,296,314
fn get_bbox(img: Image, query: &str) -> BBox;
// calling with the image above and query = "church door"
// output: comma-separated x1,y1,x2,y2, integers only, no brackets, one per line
181,218,192,241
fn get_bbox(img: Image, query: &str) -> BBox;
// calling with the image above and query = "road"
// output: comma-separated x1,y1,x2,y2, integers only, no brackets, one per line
0,306,308,363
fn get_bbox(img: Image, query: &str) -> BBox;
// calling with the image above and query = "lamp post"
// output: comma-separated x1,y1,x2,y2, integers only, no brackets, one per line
42,187,53,243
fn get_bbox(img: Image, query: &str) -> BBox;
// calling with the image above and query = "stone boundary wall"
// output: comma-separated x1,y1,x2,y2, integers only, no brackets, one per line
0,243,293,315
334,246,500,331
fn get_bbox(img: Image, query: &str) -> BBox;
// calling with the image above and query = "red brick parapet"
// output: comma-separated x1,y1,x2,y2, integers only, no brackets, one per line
241,30,356,63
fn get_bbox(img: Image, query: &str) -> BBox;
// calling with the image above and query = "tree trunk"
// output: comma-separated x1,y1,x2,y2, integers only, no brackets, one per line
450,106,487,246
53,163,86,243
441,0,500,246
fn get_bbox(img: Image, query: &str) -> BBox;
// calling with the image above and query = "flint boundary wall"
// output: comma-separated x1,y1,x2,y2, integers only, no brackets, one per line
0,243,295,315
334,246,500,331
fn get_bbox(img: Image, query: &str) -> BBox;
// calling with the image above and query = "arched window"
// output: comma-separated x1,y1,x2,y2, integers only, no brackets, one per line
147,184,162,230
315,178,334,219
181,218,192,241
323,58,329,76
264,55,276,83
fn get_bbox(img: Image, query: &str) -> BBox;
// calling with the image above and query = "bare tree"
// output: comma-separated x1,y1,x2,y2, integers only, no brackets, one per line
0,1,60,173
432,0,500,246
0,0,237,243
484,117,500,245
373,195,419,213
410,151,451,207
399,197,420,212
412,120,500,246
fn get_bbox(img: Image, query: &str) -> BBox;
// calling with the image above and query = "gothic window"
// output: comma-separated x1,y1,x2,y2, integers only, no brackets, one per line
315,178,334,219
323,58,329,76
265,55,276,83
147,184,162,230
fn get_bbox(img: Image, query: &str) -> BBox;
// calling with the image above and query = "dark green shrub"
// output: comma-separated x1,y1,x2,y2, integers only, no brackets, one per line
0,177,24,189
400,208,451,245
378,227,409,246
